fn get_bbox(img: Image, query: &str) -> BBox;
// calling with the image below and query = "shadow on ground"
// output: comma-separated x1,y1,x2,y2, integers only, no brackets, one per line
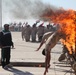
6,67,34,75
49,67,75,75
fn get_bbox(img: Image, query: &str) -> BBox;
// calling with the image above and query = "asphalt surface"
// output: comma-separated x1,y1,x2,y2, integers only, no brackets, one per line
0,32,75,75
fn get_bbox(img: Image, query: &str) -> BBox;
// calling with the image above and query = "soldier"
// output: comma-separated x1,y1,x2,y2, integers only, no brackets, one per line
18,22,22,31
31,21,39,42
45,23,52,33
37,23,45,42
21,22,28,41
24,25,31,42
21,26,25,40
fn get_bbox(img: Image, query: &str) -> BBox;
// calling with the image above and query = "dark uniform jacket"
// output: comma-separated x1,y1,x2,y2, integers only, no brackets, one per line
0,30,13,47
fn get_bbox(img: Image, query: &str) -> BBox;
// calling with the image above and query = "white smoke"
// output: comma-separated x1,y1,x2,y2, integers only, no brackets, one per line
2,0,46,19
2,0,58,25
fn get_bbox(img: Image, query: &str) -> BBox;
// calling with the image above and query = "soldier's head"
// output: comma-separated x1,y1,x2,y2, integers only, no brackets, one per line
4,24,9,31
33,23,36,27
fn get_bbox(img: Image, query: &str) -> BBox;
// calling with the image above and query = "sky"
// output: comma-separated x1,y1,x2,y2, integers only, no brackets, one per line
42,0,76,10
1,0,76,27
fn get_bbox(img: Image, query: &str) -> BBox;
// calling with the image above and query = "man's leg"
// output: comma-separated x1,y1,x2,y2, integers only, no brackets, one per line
6,47,13,68
6,47,11,65
1,48,6,68
44,49,51,75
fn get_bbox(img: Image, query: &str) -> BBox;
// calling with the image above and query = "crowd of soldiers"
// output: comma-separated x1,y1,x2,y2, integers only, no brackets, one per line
21,20,59,42
9,20,59,42
9,22,22,31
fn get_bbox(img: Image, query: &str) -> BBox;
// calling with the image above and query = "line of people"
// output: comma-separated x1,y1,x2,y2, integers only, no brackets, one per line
21,21,58,42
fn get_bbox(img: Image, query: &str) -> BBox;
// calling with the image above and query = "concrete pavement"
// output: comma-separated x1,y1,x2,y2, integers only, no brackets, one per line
0,32,75,75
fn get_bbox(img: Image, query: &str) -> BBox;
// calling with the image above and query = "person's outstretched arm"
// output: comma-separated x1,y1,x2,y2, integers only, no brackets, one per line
36,32,53,51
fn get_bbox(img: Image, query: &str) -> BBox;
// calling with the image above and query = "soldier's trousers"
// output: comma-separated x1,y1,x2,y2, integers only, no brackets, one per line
1,47,11,68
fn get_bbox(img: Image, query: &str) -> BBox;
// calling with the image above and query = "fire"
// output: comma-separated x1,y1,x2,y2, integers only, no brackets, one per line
41,9,76,54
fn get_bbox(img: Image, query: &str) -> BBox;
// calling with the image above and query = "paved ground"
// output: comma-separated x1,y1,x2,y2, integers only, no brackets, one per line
0,32,75,75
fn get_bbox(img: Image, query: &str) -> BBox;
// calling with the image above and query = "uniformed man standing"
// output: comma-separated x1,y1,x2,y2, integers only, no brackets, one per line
24,25,31,42
37,23,45,42
0,24,14,69
31,21,40,42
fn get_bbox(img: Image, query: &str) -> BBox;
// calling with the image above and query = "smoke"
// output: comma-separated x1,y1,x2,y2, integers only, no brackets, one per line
2,0,42,19
2,0,59,20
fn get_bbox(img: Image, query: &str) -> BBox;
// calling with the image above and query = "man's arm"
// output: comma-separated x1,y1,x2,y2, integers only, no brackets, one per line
10,32,14,48
36,32,53,51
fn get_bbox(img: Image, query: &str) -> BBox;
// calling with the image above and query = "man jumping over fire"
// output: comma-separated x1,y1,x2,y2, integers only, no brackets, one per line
36,30,66,75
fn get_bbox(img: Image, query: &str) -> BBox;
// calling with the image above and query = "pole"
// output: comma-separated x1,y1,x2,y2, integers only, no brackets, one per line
0,0,2,31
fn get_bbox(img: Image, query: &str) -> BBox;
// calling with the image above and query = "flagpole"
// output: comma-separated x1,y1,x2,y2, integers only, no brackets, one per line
0,0,2,31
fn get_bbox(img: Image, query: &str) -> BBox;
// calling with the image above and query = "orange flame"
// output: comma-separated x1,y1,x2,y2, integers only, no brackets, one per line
41,9,76,54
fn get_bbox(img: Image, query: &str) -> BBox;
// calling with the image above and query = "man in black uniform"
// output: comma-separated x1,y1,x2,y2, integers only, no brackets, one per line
0,24,14,69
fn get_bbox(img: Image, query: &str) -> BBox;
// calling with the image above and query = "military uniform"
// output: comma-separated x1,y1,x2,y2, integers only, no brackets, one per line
24,25,31,42
31,24,37,42
37,25,45,42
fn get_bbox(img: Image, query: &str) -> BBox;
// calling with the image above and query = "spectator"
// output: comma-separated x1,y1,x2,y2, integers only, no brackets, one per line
0,24,14,70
